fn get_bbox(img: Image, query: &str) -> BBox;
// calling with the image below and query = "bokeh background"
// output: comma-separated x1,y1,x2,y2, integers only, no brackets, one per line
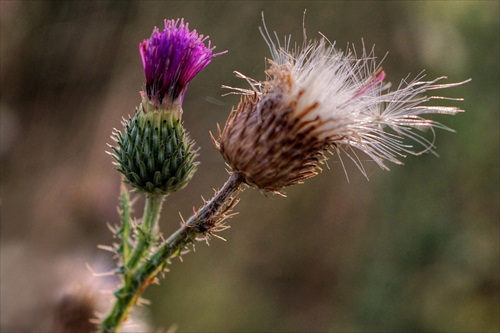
1,1,498,332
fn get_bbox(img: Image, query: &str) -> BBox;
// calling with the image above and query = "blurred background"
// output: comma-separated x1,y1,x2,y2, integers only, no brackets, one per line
1,1,498,332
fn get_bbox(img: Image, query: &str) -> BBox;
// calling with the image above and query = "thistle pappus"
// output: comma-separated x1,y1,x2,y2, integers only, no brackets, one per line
217,16,470,191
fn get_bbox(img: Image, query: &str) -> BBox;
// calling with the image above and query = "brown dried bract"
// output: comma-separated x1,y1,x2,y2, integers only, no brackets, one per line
216,70,329,193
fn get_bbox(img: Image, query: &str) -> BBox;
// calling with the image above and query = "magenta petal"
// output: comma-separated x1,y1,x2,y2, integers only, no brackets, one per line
139,19,226,107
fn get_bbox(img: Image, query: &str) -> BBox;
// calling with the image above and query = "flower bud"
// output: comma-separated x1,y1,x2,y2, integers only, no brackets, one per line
110,18,224,195
111,103,197,195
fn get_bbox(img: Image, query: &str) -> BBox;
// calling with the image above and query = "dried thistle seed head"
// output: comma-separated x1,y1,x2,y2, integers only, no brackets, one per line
110,106,198,195
217,65,330,192
217,17,469,190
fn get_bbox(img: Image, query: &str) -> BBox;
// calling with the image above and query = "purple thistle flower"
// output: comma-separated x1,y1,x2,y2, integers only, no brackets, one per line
139,19,225,108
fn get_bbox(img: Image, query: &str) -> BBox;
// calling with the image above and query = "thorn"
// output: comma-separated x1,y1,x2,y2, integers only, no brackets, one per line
107,222,118,233
137,297,151,306
192,206,198,217
211,233,227,242
178,211,185,222
97,245,117,253
210,130,220,149
86,263,115,277
195,235,210,245
98,289,115,296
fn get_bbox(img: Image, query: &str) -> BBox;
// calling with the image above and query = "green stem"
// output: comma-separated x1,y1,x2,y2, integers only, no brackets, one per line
119,184,132,264
99,173,244,333
126,194,164,271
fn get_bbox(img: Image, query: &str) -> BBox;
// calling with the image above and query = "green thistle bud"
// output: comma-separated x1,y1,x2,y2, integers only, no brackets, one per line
111,103,198,195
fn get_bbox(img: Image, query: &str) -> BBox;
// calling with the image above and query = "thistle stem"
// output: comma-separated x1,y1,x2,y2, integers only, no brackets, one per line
118,184,132,264
126,194,165,271
147,172,244,269
99,172,244,333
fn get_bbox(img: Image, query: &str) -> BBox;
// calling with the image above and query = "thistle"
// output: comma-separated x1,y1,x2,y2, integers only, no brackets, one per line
100,19,225,332
216,19,470,192
111,19,224,195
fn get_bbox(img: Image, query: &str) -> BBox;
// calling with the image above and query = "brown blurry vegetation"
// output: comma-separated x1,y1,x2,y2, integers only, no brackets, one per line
1,1,498,332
